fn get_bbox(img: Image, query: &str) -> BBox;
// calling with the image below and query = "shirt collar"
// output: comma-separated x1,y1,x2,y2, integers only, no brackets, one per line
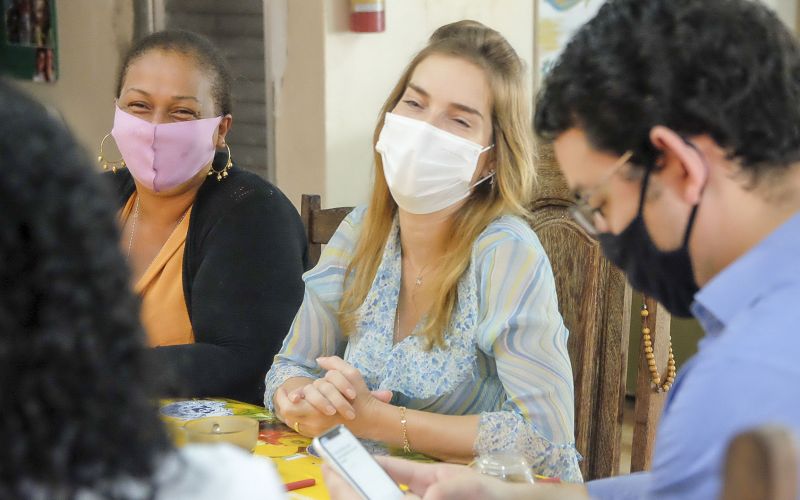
693,210,800,334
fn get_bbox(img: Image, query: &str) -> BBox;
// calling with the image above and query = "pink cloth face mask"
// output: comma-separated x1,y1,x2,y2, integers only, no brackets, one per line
111,106,223,192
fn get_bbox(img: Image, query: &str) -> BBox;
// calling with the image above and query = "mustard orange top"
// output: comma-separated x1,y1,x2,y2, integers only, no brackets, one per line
120,194,195,347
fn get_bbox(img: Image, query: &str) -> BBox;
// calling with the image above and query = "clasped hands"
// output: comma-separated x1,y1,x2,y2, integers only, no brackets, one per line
273,356,393,437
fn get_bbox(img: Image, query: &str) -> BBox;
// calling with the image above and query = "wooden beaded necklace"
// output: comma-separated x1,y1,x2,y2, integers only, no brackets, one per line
641,302,677,393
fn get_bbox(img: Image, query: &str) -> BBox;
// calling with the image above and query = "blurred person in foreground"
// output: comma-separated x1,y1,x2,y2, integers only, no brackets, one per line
0,79,284,499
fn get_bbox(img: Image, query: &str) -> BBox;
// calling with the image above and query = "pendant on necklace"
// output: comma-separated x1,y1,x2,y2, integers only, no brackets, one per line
415,276,423,287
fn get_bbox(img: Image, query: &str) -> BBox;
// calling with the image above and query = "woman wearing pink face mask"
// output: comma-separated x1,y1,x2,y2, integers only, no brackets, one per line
101,30,308,405
265,21,581,481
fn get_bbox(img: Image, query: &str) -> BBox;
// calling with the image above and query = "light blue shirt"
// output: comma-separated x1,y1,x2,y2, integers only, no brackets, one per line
588,210,800,499
264,206,582,481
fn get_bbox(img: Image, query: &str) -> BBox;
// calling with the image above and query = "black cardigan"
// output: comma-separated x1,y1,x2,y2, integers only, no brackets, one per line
107,163,308,404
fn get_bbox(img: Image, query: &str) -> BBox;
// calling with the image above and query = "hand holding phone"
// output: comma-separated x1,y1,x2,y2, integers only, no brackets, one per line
313,425,404,500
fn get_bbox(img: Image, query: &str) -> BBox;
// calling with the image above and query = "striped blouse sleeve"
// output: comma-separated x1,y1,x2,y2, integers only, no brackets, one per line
263,206,366,411
473,221,583,482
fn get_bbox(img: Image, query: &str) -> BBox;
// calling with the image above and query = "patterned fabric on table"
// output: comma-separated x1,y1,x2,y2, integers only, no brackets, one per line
265,206,583,482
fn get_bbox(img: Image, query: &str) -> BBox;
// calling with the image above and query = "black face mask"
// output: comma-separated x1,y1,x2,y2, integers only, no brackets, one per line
598,169,700,318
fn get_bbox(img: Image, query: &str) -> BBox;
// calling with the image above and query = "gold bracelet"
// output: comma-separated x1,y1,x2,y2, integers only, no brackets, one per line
399,406,411,453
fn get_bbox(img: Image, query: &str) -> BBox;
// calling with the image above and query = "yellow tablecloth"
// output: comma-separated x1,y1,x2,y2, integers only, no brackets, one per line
160,398,329,499
159,398,555,498
255,416,329,499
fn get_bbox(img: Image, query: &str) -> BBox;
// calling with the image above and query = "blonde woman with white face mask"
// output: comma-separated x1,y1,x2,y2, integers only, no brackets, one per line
265,20,581,482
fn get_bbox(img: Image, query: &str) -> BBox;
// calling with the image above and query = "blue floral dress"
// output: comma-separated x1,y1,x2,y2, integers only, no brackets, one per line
265,206,582,482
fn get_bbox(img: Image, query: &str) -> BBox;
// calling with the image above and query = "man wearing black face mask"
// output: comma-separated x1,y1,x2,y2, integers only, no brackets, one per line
321,1,800,499
539,0,800,497
536,0,800,497
565,146,702,318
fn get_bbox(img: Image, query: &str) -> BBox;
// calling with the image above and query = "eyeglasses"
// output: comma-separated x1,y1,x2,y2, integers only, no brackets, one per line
568,150,634,237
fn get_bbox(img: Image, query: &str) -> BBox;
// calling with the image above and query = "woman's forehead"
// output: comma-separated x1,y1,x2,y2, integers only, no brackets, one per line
121,50,214,104
409,54,492,115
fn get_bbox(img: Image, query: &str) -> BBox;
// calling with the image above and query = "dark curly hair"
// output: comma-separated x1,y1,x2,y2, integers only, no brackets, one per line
0,79,171,498
534,0,800,185
116,29,233,116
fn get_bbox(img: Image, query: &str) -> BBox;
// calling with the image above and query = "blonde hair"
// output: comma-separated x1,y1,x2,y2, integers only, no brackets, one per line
339,20,537,348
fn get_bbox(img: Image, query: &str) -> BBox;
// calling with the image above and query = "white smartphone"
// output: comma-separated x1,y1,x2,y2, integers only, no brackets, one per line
312,425,405,500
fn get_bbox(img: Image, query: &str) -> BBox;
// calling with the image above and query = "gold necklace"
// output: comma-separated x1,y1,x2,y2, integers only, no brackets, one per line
397,255,440,341
393,307,401,343
126,197,140,261
406,259,429,288
641,303,676,392
415,273,424,286
126,197,189,261
405,258,432,320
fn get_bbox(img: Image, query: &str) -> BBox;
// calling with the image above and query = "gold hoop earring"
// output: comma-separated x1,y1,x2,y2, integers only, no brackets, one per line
97,133,125,173
208,143,233,182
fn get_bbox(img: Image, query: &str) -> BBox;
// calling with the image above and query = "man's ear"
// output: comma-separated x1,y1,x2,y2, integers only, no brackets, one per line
650,126,707,204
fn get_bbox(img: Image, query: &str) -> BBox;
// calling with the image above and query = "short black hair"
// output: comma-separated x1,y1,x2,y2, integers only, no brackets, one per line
534,0,800,183
116,29,232,115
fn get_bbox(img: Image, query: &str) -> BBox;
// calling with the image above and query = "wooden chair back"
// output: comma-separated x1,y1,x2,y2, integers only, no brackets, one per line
301,194,354,267
721,426,799,500
528,145,632,480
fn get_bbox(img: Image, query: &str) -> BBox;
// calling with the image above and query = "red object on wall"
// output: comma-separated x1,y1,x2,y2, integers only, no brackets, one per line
350,0,385,33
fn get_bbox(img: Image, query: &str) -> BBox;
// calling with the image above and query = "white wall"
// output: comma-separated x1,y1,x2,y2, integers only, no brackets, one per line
14,0,133,157
10,0,798,200
275,0,535,208
762,0,798,29
272,0,327,206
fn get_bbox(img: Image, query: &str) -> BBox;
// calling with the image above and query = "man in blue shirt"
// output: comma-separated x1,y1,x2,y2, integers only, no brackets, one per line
322,0,800,499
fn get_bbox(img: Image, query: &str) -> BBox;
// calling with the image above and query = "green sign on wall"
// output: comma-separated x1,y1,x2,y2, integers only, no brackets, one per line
1,0,58,83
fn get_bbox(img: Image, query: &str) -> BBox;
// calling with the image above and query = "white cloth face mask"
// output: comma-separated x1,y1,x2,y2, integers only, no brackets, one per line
375,112,494,214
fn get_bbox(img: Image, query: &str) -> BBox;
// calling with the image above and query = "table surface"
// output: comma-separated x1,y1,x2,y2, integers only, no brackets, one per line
257,416,329,499
159,398,556,498
159,398,434,500
159,398,328,498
